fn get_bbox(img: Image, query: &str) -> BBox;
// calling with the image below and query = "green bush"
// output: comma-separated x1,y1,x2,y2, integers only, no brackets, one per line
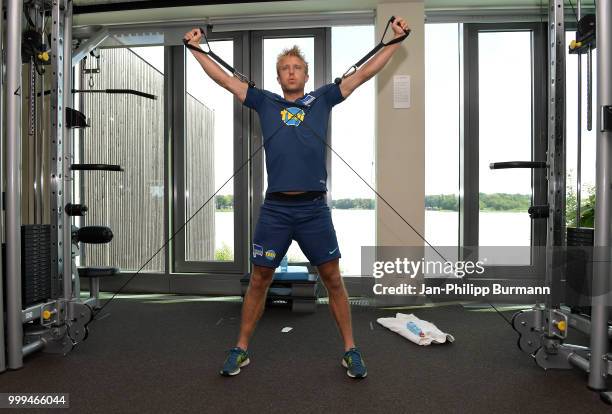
214,243,234,261
215,195,234,211
566,170,595,228
331,198,375,209
425,193,530,212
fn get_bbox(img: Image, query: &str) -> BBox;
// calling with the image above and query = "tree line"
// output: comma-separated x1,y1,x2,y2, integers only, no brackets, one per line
217,188,595,226
426,193,532,211
215,195,375,210
216,194,537,211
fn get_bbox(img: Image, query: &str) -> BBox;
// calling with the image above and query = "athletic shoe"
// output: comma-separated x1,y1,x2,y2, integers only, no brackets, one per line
220,347,250,376
341,347,367,378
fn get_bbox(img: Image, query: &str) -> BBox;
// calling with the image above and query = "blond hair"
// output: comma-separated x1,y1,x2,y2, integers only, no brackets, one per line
276,45,309,76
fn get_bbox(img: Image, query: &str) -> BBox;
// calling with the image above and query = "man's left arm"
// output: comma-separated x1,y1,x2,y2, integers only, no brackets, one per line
339,17,410,99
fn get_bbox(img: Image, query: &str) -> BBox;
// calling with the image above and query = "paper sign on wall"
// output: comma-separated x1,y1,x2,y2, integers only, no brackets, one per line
393,75,411,109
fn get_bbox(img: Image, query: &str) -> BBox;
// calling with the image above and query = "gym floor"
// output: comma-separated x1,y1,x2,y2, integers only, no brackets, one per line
1,296,609,413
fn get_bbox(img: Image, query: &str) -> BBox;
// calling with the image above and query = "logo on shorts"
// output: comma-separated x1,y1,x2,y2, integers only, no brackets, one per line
329,247,338,255
265,250,276,261
253,244,263,258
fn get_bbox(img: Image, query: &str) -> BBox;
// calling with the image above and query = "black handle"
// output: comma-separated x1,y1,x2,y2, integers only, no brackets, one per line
390,16,411,35
70,164,124,172
489,161,547,170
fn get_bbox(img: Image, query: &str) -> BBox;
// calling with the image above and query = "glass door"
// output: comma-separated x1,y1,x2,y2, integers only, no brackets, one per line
173,31,249,273
462,23,547,273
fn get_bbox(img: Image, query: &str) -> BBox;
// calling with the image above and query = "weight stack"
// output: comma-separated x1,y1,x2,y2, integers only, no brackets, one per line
21,225,53,307
565,227,594,315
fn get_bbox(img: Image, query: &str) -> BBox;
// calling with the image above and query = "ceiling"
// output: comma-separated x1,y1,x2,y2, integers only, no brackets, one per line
72,0,596,7
72,0,596,25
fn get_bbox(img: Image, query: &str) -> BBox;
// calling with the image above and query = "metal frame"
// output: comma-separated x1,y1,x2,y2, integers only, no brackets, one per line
6,0,24,371
173,31,249,275
589,0,612,392
426,6,596,24
50,0,66,302
164,46,174,287
71,28,110,66
575,2,585,224
460,22,548,280
0,0,5,373
510,0,612,401
63,0,74,308
544,0,567,312
1,0,105,373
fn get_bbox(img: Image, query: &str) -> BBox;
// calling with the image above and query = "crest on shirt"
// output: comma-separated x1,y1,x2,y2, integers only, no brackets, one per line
280,107,305,126
300,94,316,106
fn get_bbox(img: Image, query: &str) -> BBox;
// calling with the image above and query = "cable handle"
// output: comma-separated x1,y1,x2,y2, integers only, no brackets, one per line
335,16,411,85
382,16,411,46
182,26,255,87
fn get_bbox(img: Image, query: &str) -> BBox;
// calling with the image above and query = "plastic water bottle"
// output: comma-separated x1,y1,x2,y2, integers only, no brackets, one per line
280,255,288,272
406,321,425,337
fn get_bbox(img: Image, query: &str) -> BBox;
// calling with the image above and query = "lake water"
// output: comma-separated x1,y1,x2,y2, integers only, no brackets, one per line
215,210,531,275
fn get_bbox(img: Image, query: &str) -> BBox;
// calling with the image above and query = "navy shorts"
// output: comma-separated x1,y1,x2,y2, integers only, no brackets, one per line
251,195,341,268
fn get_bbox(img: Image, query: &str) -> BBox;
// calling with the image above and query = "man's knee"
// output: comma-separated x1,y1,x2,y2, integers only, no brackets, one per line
323,274,345,294
249,265,275,290
318,260,344,293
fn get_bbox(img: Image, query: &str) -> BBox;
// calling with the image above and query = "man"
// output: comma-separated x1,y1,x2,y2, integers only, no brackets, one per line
184,16,409,379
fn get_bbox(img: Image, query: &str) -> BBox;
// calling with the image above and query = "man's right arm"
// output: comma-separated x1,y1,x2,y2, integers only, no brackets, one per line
184,28,249,103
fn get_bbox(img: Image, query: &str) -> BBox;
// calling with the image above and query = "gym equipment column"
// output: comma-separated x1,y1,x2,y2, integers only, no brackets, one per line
589,0,612,392
6,0,23,370
545,0,567,325
576,1,583,224
50,0,66,302
0,0,5,373
63,0,73,301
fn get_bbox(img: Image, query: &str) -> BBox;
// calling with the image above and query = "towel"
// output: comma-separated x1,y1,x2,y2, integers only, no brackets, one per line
377,313,455,346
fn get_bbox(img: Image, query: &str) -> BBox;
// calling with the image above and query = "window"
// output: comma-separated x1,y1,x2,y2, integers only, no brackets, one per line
79,46,165,271
478,31,533,252
427,23,545,270
331,25,375,276
425,23,460,249
185,40,235,262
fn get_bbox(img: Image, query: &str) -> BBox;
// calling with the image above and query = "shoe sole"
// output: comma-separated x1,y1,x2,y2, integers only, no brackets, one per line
341,359,367,378
220,358,250,376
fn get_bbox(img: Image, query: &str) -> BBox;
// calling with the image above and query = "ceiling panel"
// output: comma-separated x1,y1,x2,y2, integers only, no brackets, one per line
72,0,596,26
72,0,596,8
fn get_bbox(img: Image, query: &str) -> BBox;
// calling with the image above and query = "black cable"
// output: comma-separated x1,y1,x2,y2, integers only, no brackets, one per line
258,95,515,329
89,85,341,320
23,6,36,29
89,28,514,332
92,127,262,318
568,0,579,22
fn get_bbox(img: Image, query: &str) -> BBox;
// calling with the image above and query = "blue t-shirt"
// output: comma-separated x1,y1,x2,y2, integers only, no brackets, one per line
243,83,345,193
